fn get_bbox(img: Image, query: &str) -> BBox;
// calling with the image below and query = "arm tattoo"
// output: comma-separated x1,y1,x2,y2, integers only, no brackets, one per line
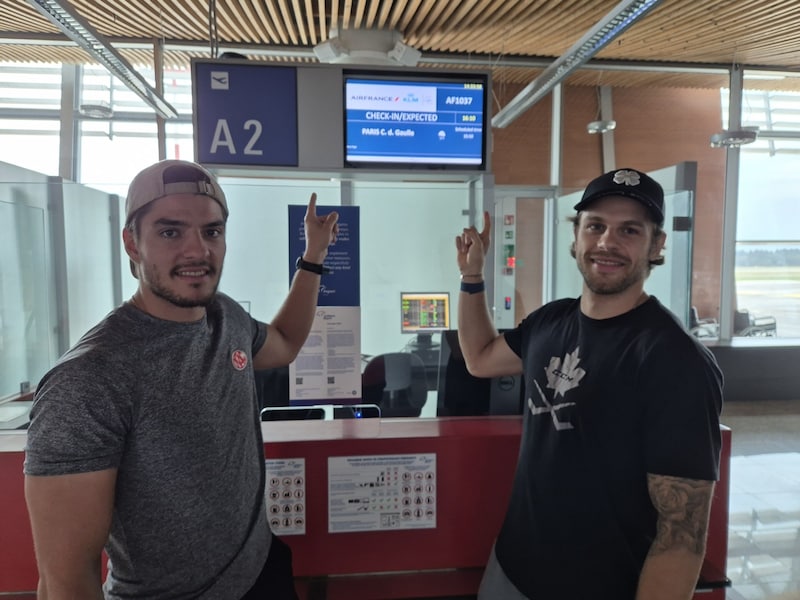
647,473,715,556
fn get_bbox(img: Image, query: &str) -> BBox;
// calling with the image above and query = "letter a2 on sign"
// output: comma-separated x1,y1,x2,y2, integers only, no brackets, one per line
192,61,298,167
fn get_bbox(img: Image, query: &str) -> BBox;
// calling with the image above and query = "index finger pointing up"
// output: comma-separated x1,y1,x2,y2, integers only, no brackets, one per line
306,192,318,217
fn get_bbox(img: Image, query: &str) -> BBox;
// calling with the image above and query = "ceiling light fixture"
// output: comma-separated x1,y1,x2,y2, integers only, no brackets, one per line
313,28,421,67
587,119,616,134
742,73,786,81
78,101,113,119
27,0,179,119
491,0,664,128
313,37,349,62
710,128,758,148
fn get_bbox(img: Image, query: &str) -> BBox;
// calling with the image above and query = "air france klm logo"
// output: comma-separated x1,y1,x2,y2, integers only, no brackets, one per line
528,347,585,430
350,94,397,102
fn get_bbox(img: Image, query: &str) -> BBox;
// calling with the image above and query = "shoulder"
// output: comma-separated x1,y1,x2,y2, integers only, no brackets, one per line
32,306,147,417
640,299,719,367
505,299,578,355
519,298,579,328
209,293,268,350
634,300,723,411
54,306,140,372
213,292,240,310
206,293,251,329
209,293,260,325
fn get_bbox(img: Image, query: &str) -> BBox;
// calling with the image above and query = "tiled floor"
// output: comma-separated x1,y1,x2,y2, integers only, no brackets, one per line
722,399,800,600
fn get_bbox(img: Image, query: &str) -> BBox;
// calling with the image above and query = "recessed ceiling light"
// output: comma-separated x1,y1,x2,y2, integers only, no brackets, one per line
587,120,616,134
710,128,758,148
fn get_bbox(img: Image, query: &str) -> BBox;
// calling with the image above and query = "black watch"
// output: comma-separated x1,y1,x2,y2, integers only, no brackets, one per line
295,256,325,275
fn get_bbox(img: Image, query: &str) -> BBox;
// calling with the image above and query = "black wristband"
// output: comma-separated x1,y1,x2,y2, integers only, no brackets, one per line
295,256,326,275
460,281,485,294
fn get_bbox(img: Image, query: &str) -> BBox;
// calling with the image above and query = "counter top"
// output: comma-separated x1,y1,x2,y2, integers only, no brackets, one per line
1,415,524,453
261,414,523,442
0,400,31,431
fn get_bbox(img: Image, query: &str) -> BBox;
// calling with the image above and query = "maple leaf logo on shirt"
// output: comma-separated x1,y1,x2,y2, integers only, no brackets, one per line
545,347,586,398
528,347,585,431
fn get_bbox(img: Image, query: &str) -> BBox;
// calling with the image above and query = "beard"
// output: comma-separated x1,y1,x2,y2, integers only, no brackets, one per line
143,263,222,308
576,252,650,296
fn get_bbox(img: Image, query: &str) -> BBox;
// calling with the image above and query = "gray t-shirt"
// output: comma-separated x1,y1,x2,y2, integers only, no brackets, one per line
25,293,271,599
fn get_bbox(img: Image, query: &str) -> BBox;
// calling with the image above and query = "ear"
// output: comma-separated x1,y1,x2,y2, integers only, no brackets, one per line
122,227,141,265
569,241,577,259
650,230,667,260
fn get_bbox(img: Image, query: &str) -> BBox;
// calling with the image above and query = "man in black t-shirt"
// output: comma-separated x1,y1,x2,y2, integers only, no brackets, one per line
455,168,722,599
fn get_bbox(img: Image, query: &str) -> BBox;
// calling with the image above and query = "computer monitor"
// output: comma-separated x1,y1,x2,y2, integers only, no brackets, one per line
400,292,450,347
436,330,525,416
400,291,450,348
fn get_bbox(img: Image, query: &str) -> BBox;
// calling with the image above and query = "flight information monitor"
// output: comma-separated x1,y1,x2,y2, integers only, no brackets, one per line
344,70,489,170
400,292,450,346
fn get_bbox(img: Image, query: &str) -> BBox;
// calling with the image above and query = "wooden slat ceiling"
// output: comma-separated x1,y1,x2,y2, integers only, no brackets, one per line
2,0,800,91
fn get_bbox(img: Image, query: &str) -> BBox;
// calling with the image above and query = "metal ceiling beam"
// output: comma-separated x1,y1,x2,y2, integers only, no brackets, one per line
491,0,665,128
26,0,179,119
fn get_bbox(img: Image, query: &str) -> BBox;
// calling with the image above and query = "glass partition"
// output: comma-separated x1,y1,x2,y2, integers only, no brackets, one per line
209,178,342,324
60,181,119,346
0,178,56,400
352,181,471,358
214,178,475,418
0,160,701,415
0,166,486,417
1,164,124,401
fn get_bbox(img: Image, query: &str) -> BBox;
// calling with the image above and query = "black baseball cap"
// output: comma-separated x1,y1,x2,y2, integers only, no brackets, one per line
573,168,664,226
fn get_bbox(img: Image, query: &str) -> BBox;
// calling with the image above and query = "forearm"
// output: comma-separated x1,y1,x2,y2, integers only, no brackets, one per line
264,192,337,362
455,210,511,375
38,571,105,600
636,548,704,600
457,284,497,373
637,474,714,600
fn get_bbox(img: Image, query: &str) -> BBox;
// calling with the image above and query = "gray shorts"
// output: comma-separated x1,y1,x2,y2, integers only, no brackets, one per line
478,544,529,600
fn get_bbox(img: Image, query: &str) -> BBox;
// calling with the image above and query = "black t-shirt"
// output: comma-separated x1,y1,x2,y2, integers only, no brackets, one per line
495,297,723,598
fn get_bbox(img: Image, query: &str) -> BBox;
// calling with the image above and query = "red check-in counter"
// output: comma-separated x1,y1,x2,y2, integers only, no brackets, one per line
0,417,730,598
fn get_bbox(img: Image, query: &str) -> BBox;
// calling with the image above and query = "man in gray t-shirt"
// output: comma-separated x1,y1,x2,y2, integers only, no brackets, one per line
24,160,339,599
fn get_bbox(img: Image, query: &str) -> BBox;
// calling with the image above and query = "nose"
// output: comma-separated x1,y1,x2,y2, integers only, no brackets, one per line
597,229,617,250
182,229,211,258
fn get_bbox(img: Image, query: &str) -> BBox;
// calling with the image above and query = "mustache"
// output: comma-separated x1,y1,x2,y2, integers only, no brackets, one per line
588,251,628,263
171,262,217,276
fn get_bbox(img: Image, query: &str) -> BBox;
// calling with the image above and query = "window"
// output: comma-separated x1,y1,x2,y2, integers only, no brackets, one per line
731,80,800,338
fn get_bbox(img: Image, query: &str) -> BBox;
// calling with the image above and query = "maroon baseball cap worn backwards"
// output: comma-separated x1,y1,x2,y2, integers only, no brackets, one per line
124,160,228,225
573,168,664,226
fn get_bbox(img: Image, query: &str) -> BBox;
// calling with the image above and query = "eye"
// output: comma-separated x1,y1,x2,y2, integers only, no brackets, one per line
586,223,604,232
205,227,224,239
623,226,642,236
160,228,179,239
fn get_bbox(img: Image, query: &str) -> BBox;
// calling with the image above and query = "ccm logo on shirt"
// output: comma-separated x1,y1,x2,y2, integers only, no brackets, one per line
231,349,248,371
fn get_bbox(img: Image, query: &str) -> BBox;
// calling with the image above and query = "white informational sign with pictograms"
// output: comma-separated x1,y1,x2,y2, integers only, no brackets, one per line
265,458,306,536
328,454,437,533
